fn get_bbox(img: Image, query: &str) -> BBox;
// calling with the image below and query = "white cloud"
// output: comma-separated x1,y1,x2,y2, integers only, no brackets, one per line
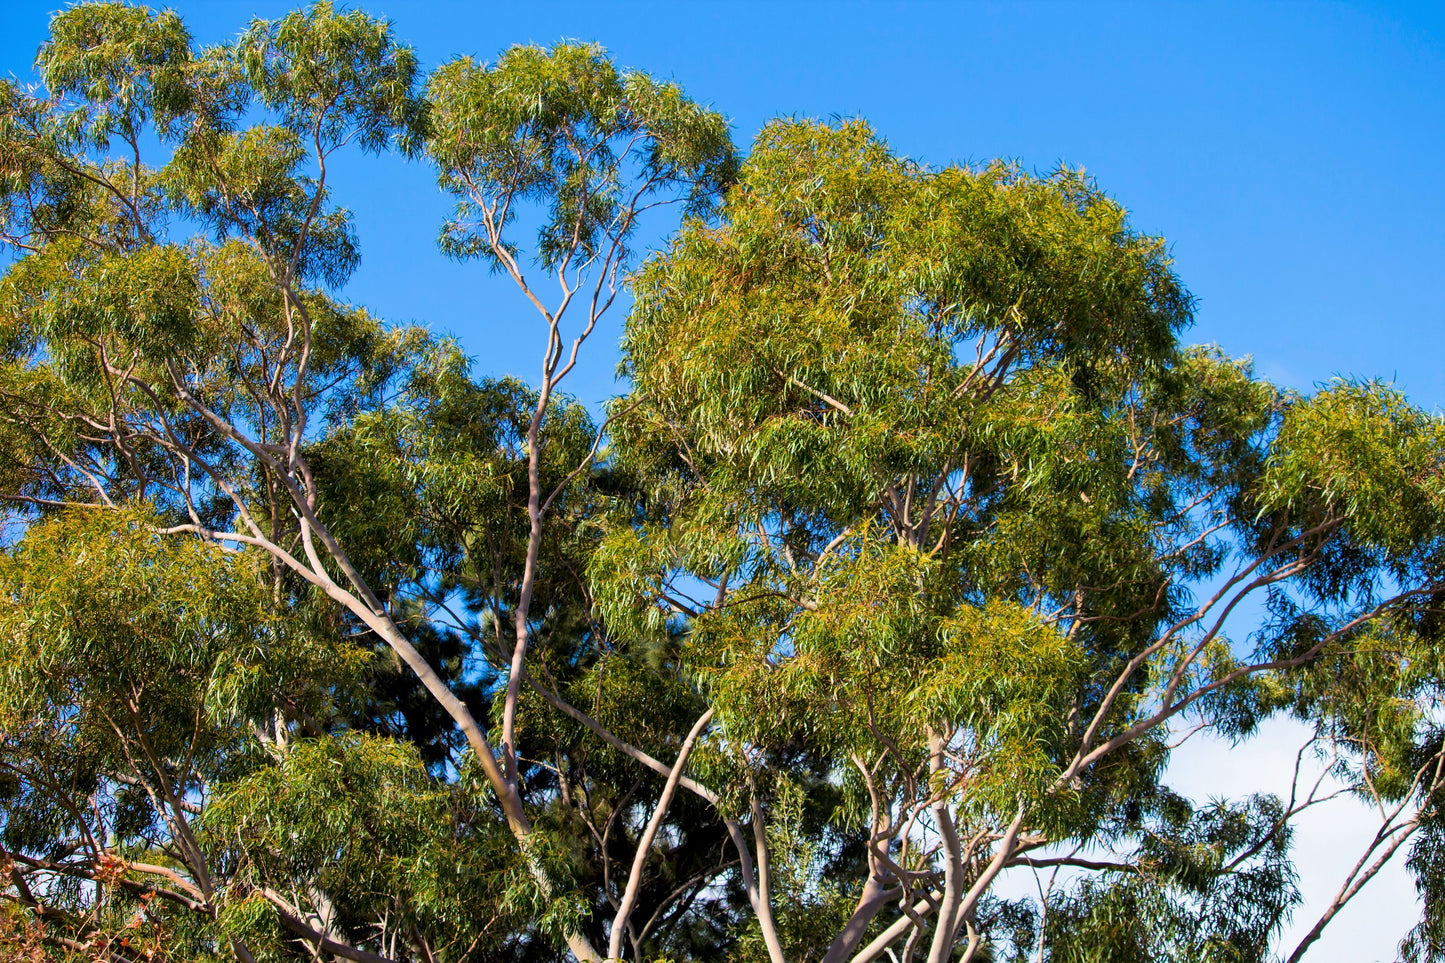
988,717,1418,960
1167,717,1420,962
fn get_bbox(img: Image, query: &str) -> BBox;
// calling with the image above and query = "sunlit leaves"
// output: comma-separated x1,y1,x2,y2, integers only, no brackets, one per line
425,41,736,271
0,508,360,746
2,3,1444,961
605,114,1445,961
1261,380,1445,569
39,3,192,145
237,1,424,155
0,509,366,956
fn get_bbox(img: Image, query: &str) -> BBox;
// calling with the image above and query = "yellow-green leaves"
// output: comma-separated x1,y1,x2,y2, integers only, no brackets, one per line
688,529,1083,803
0,509,360,731
0,509,364,959
919,601,1085,783
621,119,1193,528
4,7,1445,960
1261,381,1445,563
204,732,544,959
237,1,424,155
425,42,736,270
39,3,193,144
43,242,198,368
164,124,361,287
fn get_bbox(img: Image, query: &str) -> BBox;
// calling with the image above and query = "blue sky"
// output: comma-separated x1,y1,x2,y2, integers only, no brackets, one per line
3,1,1442,413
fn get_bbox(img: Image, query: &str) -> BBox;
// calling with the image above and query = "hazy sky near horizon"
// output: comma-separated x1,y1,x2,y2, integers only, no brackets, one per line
2,2,1443,960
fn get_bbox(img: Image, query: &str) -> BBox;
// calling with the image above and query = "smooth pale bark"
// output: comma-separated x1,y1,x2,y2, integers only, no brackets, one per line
224,506,602,960
725,816,787,963
952,811,1028,963
850,892,944,963
262,888,400,963
1285,820,1420,963
820,876,895,963
926,730,965,963
608,708,714,960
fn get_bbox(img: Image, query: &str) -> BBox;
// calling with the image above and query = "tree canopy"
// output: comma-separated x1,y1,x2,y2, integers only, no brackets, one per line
2,5,1444,963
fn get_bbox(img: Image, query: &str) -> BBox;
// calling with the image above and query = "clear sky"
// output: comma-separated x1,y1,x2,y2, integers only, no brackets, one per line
3,1,1442,410
3,2,1443,960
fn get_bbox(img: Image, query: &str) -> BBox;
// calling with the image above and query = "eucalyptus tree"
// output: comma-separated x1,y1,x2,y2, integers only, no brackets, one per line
3,3,1445,963
0,509,366,962
604,119,1445,962
0,2,737,960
